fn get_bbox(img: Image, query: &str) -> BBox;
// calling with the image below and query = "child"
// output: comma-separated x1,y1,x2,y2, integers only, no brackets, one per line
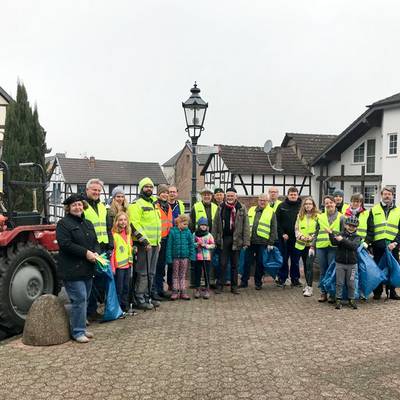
193,217,215,299
111,211,133,312
166,214,195,300
328,215,362,310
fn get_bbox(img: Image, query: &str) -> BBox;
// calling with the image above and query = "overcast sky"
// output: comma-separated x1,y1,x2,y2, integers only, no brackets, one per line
2,0,400,164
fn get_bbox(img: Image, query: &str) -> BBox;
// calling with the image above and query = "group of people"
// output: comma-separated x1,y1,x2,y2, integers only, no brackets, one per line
56,177,400,343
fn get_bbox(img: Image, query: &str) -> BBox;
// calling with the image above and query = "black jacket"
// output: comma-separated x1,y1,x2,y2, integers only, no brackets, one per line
329,230,361,264
56,213,100,281
276,198,302,241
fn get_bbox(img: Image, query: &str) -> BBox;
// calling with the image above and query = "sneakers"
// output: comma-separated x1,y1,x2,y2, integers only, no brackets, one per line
303,286,313,297
202,290,210,299
349,299,358,309
194,289,201,299
85,331,94,338
318,293,328,302
75,335,90,343
170,292,179,301
180,293,191,300
335,299,342,310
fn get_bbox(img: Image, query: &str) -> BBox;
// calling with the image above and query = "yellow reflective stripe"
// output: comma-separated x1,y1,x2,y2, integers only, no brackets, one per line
258,222,271,228
117,258,130,267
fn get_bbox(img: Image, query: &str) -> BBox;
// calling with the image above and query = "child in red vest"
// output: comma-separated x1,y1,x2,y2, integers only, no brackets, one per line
111,211,133,312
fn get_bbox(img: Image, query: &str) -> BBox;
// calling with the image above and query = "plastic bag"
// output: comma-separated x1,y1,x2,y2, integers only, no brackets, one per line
378,248,400,288
262,246,283,278
357,247,386,297
96,255,123,322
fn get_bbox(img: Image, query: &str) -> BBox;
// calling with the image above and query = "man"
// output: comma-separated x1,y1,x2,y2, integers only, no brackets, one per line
190,188,218,232
366,186,400,300
128,177,162,310
167,185,185,290
240,193,277,289
213,188,225,206
333,189,349,213
83,178,113,320
276,187,302,287
153,184,172,300
268,186,282,212
212,187,250,294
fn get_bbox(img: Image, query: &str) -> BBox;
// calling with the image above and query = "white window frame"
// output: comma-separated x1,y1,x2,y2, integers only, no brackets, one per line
388,133,398,156
352,142,365,164
351,184,378,206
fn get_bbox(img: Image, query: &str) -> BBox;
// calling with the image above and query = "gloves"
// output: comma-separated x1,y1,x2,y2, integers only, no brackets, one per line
362,241,369,249
267,245,274,252
308,248,315,257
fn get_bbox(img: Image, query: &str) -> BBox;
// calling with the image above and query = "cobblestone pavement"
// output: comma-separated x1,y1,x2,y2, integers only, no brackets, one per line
1,280,400,400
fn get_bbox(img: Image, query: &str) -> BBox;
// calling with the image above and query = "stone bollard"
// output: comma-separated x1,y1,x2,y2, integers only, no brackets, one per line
22,294,70,346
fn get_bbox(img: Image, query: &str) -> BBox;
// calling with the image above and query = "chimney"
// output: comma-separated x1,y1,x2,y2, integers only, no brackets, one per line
89,156,96,169
275,148,283,170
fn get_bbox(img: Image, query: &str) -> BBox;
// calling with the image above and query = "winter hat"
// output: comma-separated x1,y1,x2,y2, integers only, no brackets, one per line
214,188,224,194
200,187,213,195
157,184,169,195
226,187,237,193
332,189,344,197
139,177,154,192
198,217,208,226
111,186,125,198
63,194,84,205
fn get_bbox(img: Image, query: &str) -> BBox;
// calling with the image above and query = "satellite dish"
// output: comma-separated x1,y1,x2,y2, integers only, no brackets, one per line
263,140,273,153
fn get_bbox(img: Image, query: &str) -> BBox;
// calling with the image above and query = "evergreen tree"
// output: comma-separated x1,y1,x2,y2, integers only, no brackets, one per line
2,82,50,212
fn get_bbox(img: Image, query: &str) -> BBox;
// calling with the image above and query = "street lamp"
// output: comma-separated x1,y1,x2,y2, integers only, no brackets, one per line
182,82,208,207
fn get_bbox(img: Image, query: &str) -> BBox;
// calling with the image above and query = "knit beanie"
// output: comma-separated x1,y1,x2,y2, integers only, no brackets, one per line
197,217,208,226
157,184,169,196
333,189,344,197
139,177,154,192
111,186,125,198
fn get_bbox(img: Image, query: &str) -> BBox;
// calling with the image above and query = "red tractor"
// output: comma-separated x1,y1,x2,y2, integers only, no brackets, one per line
0,161,59,338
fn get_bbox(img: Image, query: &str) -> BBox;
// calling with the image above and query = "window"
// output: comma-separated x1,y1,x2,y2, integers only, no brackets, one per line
352,185,378,206
366,139,376,173
353,143,365,163
77,184,86,195
389,133,398,155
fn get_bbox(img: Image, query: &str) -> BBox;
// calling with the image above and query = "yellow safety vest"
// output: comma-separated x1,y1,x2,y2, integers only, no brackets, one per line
342,206,369,239
113,232,133,268
295,215,318,250
371,204,400,242
193,202,217,227
248,206,273,240
128,198,161,246
270,199,282,213
178,200,185,215
84,202,109,244
339,203,350,214
316,212,342,249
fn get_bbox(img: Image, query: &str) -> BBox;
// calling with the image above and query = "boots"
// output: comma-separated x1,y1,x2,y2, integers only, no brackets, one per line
349,299,358,309
335,299,342,310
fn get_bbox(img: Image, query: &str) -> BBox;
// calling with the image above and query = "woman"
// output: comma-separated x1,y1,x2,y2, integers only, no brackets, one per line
310,195,342,303
56,194,100,343
107,186,128,228
294,197,319,297
342,193,369,240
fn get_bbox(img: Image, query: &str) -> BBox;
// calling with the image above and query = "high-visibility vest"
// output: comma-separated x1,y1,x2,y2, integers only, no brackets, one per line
177,200,185,215
342,206,369,239
113,232,133,269
128,198,161,246
156,203,173,238
193,202,217,226
338,203,350,214
371,204,400,242
84,202,109,244
248,206,274,240
295,214,318,250
315,212,342,249
270,199,282,213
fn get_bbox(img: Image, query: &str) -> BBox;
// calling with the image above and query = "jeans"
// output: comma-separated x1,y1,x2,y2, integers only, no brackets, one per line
153,238,167,295
242,244,265,287
64,279,93,339
278,239,300,283
316,247,336,294
135,246,160,304
115,268,130,311
194,260,211,288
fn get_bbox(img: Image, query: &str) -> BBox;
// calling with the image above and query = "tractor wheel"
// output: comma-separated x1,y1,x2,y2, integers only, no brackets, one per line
0,242,58,334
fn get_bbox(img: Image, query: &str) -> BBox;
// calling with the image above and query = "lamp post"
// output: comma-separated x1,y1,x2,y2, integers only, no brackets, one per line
182,82,208,207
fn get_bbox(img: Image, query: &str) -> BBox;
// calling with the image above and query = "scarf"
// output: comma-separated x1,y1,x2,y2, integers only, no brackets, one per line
224,201,237,231
195,228,209,238
345,206,364,217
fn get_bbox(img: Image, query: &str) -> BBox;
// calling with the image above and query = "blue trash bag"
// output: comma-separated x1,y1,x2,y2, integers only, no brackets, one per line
378,248,400,288
320,260,360,300
357,247,386,297
262,246,283,278
96,255,123,322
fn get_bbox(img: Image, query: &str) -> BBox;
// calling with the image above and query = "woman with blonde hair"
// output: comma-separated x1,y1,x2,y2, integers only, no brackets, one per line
107,186,129,229
294,197,320,297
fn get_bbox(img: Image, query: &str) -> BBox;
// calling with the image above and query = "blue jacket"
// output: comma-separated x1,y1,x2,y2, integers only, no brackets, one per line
166,226,195,263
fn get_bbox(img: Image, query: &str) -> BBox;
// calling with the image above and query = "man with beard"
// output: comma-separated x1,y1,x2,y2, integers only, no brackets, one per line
128,177,162,310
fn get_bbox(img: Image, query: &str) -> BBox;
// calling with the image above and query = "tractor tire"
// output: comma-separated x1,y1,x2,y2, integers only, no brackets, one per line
0,242,58,335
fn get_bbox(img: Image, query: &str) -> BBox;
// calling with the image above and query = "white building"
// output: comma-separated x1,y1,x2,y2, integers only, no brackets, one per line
312,92,400,206
0,86,13,156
